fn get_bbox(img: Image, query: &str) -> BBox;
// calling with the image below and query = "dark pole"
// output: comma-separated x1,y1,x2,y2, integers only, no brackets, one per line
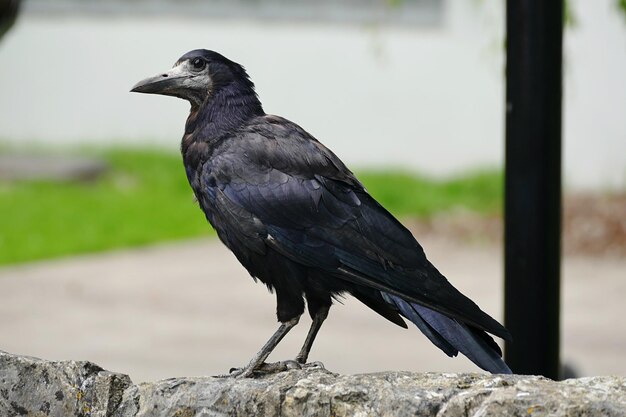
504,0,563,379
0,0,20,41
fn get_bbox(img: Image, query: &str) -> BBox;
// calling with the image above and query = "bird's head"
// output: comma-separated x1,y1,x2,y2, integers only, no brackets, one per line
130,49,255,108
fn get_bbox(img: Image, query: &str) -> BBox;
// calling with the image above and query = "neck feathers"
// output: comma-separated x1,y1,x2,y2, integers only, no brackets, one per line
185,80,264,140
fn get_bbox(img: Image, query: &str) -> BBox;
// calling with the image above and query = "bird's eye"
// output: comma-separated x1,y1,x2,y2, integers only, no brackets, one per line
191,58,206,71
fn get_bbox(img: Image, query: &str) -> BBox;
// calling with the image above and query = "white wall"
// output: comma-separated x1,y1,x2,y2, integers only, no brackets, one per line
0,1,624,189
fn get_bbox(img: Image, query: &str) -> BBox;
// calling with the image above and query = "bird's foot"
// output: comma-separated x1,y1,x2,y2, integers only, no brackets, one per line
214,369,241,378
214,367,256,379
300,360,326,370
216,360,303,379
295,354,326,370
257,360,302,373
253,359,325,373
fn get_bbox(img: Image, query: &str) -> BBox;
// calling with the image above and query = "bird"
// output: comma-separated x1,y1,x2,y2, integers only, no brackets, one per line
131,49,512,377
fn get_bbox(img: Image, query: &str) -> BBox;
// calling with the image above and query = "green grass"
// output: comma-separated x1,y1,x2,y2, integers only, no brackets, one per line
0,148,502,265
0,149,211,265
357,169,503,217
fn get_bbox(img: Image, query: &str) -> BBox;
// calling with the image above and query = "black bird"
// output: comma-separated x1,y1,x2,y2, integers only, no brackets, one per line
131,49,512,377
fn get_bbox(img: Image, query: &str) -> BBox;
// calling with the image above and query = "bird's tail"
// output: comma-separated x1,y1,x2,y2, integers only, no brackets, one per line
382,292,512,374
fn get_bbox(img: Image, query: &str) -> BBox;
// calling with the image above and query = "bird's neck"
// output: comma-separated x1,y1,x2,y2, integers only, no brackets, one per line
184,82,264,142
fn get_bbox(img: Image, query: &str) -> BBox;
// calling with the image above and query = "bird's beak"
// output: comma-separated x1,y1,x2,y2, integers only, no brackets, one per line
130,65,191,95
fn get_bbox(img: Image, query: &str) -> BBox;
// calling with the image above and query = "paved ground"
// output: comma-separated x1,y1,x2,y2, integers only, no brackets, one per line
0,237,624,382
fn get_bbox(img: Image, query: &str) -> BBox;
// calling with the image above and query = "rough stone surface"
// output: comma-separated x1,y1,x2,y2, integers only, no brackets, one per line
1,350,625,417
0,350,131,417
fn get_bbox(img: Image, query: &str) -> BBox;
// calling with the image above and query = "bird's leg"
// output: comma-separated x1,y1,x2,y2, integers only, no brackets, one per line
227,316,300,378
295,305,329,365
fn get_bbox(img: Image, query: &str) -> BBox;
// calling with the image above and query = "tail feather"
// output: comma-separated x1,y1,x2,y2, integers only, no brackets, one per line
383,292,512,374
382,292,457,357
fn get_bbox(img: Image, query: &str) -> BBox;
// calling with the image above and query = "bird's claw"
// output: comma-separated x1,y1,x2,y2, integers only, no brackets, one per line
301,360,326,370
258,359,301,373
216,359,321,379
213,367,247,378
213,365,254,378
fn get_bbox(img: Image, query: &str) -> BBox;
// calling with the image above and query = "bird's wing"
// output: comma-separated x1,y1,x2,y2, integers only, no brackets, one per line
201,115,510,341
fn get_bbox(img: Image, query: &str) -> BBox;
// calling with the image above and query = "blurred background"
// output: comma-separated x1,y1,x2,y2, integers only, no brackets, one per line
0,0,624,382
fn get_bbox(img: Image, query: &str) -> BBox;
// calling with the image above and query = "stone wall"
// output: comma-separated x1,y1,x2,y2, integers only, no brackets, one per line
1,350,624,416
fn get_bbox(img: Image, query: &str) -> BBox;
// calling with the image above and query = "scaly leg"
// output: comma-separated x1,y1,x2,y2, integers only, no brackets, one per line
227,316,300,378
295,305,329,364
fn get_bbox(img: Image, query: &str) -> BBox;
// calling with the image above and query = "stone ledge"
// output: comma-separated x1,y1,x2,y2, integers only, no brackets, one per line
1,350,625,417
